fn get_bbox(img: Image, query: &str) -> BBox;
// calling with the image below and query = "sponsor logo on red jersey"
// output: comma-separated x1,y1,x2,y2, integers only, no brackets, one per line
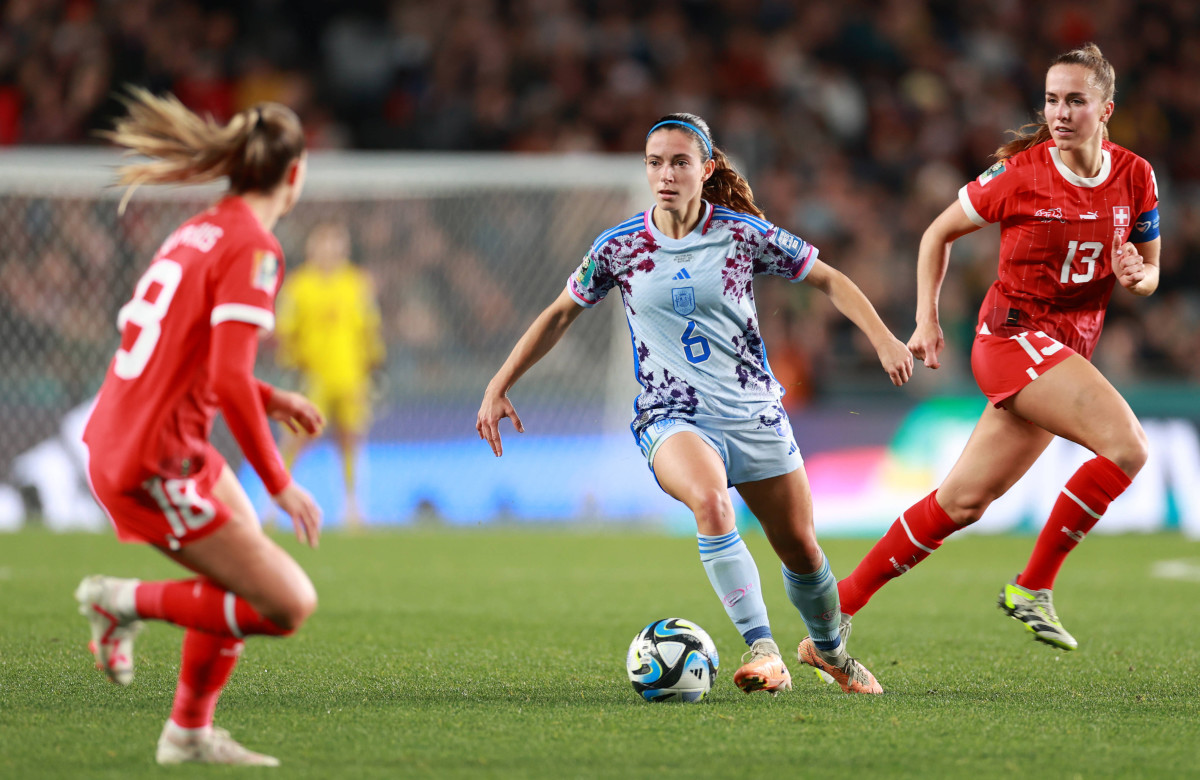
1113,206,1130,228
1035,207,1064,222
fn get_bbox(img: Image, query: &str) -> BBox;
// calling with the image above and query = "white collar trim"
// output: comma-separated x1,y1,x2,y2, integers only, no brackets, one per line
1049,146,1111,188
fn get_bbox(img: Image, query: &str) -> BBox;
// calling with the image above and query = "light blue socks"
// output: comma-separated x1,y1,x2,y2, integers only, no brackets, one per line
782,554,843,652
698,530,771,646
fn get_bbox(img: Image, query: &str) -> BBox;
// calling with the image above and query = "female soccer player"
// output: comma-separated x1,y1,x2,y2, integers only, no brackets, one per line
76,88,324,766
477,113,913,695
835,43,1160,652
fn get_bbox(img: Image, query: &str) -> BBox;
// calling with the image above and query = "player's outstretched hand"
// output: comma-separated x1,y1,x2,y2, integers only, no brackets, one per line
272,481,322,548
266,388,325,436
477,390,524,457
877,336,914,387
908,319,945,370
1112,230,1145,290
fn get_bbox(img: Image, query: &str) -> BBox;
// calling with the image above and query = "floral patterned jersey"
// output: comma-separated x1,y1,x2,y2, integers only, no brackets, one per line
567,201,818,436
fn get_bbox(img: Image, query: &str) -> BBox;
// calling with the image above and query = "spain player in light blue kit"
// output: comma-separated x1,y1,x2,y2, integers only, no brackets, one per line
478,113,913,695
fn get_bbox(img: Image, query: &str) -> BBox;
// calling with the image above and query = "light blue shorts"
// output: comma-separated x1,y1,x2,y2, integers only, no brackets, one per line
636,416,804,486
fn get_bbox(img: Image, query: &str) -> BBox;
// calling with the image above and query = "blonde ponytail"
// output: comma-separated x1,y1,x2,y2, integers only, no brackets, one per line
102,87,305,211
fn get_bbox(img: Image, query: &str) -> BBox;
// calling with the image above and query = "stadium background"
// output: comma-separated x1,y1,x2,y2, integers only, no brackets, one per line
1,0,1197,535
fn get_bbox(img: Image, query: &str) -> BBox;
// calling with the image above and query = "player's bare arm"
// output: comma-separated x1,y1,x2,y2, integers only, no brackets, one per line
801,260,913,387
1113,232,1160,296
477,288,586,456
910,201,982,368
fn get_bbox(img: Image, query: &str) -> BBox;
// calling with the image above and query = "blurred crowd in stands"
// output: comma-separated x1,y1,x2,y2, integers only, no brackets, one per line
3,0,1199,411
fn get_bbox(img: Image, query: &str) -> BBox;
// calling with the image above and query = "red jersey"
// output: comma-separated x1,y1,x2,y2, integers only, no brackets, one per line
958,139,1159,358
84,196,287,492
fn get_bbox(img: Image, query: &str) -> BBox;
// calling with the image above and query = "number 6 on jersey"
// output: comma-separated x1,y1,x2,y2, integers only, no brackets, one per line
114,260,183,379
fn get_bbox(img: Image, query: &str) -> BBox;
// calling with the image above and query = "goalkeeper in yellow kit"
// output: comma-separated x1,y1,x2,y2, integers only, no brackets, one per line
275,221,384,527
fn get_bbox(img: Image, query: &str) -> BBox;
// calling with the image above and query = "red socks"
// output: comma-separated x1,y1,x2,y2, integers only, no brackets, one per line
170,630,244,729
838,491,961,615
1017,456,1131,591
135,578,292,638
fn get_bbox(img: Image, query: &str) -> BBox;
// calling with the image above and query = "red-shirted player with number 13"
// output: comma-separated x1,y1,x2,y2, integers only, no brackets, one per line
75,88,324,766
832,43,1160,655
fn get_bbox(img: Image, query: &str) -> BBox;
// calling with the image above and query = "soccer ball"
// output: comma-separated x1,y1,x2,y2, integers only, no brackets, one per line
626,617,719,702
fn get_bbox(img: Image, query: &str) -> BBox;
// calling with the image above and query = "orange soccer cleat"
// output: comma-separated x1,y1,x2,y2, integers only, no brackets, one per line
732,638,793,695
797,637,883,694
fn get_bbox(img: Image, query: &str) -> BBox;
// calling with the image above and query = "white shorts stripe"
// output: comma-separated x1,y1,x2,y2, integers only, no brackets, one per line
899,512,937,554
223,591,244,638
1062,487,1102,520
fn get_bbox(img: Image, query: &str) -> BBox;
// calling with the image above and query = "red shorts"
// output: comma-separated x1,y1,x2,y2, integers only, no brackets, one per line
970,329,1076,407
84,443,233,550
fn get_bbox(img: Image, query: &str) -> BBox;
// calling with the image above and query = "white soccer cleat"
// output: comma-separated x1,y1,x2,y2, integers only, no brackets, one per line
156,722,281,767
74,575,142,686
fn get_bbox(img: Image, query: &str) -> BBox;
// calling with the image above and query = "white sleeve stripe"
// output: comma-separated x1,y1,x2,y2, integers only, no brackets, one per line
211,303,275,331
566,282,596,308
958,185,990,227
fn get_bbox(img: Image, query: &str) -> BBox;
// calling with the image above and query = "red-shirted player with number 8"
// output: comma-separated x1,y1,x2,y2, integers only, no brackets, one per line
75,88,324,766
832,43,1160,654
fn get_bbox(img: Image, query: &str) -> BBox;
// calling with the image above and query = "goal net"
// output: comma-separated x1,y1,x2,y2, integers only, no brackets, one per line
0,149,655,525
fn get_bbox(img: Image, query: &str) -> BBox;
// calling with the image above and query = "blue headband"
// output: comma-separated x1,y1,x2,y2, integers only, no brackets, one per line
646,120,712,159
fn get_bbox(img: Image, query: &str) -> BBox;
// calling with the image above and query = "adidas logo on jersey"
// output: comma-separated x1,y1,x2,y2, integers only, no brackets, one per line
673,268,691,280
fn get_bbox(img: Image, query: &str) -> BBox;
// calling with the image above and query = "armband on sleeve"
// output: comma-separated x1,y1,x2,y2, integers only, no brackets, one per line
1130,207,1160,243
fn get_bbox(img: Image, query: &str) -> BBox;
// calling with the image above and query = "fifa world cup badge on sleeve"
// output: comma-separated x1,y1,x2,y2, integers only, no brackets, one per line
575,255,596,288
977,161,1006,186
252,250,280,291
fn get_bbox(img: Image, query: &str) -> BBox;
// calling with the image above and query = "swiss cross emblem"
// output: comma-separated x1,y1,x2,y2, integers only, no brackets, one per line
1113,207,1130,228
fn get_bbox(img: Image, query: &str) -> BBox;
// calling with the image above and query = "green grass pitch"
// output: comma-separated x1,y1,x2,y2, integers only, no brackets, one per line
2,528,1198,778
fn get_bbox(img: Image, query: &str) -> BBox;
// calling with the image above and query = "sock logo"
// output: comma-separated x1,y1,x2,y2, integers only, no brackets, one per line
1061,526,1086,543
889,557,911,575
722,584,754,607
820,610,838,621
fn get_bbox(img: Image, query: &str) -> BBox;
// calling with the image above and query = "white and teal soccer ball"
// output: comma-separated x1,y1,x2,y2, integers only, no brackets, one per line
626,618,719,702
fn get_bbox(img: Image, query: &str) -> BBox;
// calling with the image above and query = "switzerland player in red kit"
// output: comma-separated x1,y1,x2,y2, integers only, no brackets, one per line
833,44,1160,654
74,90,324,766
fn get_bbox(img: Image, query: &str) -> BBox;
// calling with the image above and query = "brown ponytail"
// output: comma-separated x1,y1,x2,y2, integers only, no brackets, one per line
994,43,1116,161
646,112,765,219
704,147,764,219
101,86,305,210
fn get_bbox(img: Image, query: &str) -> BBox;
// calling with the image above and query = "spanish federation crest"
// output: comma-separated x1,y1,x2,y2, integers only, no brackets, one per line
672,287,696,316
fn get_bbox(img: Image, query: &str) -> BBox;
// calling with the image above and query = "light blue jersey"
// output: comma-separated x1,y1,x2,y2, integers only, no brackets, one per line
568,201,818,440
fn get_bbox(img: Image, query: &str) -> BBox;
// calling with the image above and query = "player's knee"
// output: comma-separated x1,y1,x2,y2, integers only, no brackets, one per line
1107,425,1149,478
941,488,992,525
265,581,318,633
691,488,734,535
